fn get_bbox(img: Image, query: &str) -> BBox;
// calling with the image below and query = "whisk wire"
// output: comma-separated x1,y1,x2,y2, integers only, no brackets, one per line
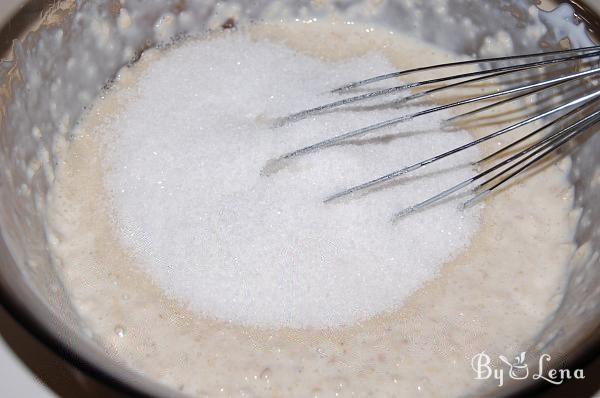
324,89,600,203
463,112,600,209
281,66,600,161
476,100,597,164
281,49,600,124
393,106,600,219
332,45,600,93
274,46,600,218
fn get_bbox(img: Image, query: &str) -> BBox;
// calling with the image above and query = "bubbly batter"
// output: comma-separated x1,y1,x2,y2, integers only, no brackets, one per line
45,22,576,397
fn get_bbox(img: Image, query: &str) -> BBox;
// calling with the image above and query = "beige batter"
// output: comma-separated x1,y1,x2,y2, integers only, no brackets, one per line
45,22,577,397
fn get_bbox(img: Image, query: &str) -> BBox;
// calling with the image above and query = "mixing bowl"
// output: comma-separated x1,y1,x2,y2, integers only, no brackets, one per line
0,0,598,396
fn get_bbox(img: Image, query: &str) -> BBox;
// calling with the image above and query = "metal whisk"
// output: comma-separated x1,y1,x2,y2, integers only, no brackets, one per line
274,45,600,220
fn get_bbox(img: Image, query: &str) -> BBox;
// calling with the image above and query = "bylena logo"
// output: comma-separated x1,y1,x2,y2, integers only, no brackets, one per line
471,351,585,387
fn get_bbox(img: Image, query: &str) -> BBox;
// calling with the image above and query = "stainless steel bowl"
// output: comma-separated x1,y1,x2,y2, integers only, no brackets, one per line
0,1,598,396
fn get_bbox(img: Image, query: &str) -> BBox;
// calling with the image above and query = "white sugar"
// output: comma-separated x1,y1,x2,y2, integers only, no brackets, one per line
100,33,481,328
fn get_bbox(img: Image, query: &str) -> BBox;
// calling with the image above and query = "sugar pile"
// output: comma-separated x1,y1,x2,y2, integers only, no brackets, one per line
99,33,481,329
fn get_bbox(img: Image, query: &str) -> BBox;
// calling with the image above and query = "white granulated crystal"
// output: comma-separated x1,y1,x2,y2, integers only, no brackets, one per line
101,34,481,328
